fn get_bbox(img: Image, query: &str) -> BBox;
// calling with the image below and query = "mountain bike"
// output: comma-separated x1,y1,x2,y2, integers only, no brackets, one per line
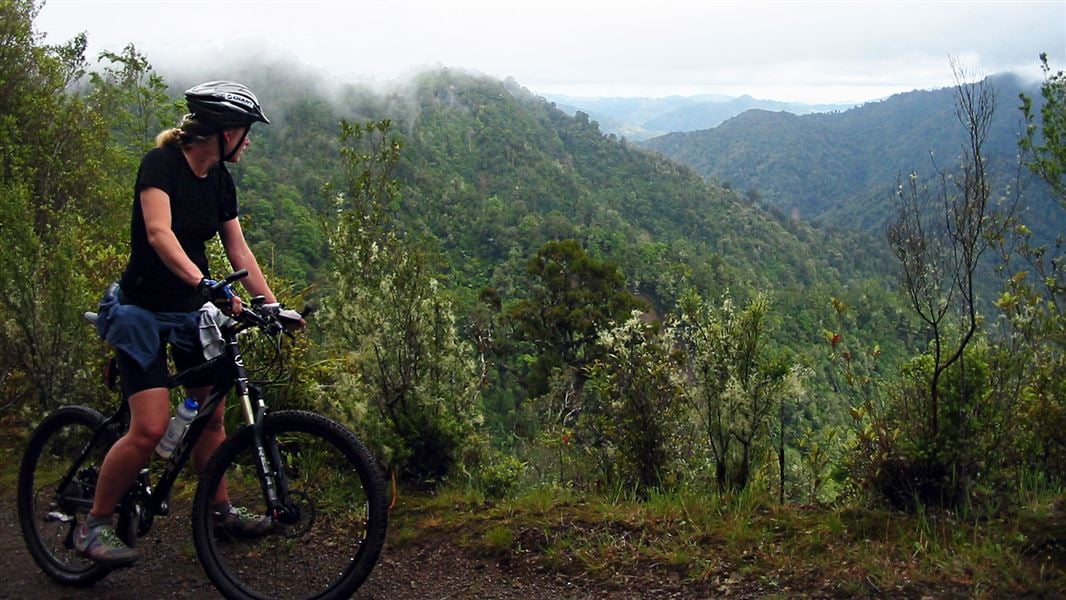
18,270,388,600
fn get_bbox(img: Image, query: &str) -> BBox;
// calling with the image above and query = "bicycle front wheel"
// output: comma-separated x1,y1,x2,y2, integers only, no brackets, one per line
192,410,388,600
18,405,118,586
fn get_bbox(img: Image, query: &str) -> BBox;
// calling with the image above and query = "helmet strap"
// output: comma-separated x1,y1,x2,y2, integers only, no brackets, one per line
219,127,250,163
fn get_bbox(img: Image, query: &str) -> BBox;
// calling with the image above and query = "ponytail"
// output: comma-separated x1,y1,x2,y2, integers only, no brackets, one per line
155,114,218,149
155,127,182,148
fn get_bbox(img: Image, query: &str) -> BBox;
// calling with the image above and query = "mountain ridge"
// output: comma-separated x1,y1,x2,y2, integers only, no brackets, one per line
642,72,1066,241
541,91,855,140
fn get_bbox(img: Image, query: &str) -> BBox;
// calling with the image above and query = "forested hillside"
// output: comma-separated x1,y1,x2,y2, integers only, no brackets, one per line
644,74,1066,243
215,65,912,400
136,68,907,485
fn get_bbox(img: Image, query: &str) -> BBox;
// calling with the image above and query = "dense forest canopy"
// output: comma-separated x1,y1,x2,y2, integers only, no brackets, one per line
216,65,917,416
226,67,899,298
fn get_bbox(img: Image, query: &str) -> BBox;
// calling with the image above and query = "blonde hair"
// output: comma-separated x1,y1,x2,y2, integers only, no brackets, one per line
155,114,217,148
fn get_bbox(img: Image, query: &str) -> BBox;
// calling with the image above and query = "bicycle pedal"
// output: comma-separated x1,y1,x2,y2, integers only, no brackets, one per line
45,511,74,523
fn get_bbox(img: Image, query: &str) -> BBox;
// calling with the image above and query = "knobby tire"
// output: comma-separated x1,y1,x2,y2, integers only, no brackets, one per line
18,405,120,586
191,410,388,600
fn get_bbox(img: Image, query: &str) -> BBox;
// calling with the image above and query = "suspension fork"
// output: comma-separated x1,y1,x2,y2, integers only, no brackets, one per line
226,333,291,518
251,401,298,522
228,333,260,429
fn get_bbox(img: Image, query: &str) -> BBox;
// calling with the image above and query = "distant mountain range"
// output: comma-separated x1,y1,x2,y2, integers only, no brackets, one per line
641,73,1065,245
540,92,855,140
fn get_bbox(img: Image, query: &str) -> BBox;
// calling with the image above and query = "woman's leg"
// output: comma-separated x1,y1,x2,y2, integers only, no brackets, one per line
186,386,271,536
186,385,229,504
89,388,170,519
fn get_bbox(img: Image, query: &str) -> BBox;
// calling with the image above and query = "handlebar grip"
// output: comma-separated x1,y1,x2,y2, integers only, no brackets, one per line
224,269,249,284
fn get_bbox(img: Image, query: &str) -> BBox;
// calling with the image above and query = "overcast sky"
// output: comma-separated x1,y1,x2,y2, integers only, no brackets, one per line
35,0,1066,104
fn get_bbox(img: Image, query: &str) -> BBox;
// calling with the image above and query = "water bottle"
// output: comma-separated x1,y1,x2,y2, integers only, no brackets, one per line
156,397,199,459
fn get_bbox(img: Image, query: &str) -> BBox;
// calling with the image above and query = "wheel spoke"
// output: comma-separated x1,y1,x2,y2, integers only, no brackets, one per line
192,411,387,600
18,406,115,585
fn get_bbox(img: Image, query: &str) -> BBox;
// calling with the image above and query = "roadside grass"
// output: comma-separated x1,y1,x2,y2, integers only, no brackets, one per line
388,484,1066,597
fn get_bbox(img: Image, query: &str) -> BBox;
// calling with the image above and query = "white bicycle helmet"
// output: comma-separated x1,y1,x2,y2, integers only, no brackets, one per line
185,81,270,129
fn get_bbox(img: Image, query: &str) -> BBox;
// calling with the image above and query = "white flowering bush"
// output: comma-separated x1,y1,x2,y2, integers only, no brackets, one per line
672,289,797,492
586,311,686,496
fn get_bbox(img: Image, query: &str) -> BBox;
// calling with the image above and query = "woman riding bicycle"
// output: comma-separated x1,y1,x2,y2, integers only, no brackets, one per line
75,81,284,567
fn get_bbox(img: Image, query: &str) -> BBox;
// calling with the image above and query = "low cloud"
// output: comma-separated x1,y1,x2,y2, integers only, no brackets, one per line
37,0,1065,105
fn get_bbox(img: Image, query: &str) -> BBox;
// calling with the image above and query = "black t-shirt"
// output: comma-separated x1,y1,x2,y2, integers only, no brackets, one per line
119,144,238,312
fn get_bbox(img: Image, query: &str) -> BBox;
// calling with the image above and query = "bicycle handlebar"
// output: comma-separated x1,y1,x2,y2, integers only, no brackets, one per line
199,270,247,304
213,269,309,336
222,269,249,285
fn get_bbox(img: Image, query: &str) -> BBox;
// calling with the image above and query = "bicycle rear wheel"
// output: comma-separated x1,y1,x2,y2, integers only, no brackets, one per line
192,410,388,600
18,406,118,586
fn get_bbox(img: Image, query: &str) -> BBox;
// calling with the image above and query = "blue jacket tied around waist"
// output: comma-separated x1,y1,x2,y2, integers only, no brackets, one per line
95,282,200,371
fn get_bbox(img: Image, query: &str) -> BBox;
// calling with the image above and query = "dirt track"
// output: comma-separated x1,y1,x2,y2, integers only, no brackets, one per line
0,495,695,600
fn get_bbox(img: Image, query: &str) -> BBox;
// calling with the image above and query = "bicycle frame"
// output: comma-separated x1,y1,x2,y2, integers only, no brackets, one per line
53,313,291,532
22,283,389,598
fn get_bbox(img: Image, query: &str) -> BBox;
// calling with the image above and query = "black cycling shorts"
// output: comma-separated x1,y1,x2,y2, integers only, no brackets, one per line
116,342,215,396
